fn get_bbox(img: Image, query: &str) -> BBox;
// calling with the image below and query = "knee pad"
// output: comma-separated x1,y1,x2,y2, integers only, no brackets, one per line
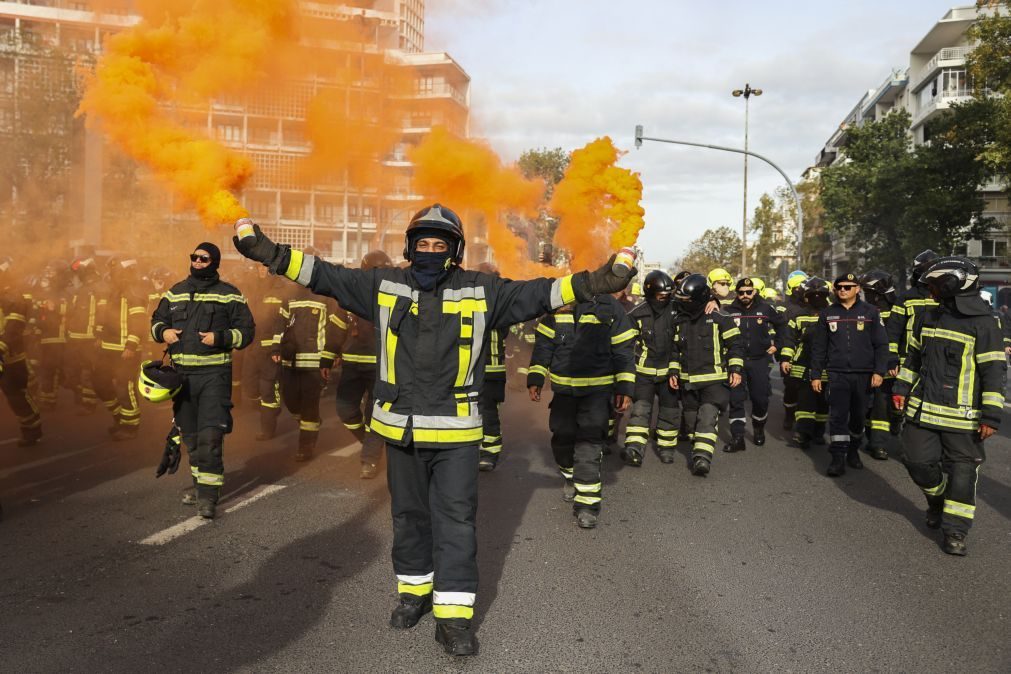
903,459,941,487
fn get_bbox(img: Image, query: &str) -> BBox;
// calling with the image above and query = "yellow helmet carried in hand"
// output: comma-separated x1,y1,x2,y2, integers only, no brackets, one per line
707,268,733,285
138,360,183,403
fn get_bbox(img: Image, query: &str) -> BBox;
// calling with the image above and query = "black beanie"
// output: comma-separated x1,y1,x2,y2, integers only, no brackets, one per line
191,242,221,280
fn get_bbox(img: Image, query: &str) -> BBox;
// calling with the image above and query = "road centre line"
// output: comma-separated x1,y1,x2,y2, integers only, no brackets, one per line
330,443,361,458
138,483,287,545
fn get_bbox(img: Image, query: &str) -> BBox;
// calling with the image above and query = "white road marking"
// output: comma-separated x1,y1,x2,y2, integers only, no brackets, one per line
330,443,361,458
0,443,105,480
139,483,286,545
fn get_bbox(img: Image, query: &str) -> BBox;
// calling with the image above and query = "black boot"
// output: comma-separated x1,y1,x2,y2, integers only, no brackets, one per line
435,619,478,656
782,410,794,431
792,432,811,450
256,409,277,441
753,422,766,446
942,532,967,556
690,456,710,476
658,449,676,464
869,446,889,460
846,448,864,470
17,426,42,447
620,447,643,467
925,497,943,529
723,435,746,453
390,593,432,629
576,510,598,529
295,433,316,462
827,454,846,477
196,486,219,519
478,451,499,472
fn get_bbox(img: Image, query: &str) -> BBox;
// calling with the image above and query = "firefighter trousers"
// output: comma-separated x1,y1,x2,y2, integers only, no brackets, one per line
255,354,281,436
902,423,985,536
549,391,610,513
92,350,141,429
866,378,895,451
281,367,324,451
623,376,681,455
335,362,383,464
782,367,800,426
36,342,65,407
827,372,872,457
793,376,828,441
173,368,232,501
388,441,479,622
1,358,41,440
63,338,97,410
479,377,506,460
682,382,729,461
728,357,772,439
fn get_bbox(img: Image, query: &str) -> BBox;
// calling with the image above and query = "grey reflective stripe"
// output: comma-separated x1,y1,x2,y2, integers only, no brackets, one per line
296,254,315,286
378,303,392,382
379,279,418,301
550,278,565,309
414,414,482,430
465,310,486,387
372,403,409,427
830,435,850,442
442,286,486,301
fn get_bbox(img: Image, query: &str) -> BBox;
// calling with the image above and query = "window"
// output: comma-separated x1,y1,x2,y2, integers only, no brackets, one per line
981,239,1007,258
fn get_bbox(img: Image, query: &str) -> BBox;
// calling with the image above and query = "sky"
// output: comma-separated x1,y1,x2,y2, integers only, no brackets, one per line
423,0,965,266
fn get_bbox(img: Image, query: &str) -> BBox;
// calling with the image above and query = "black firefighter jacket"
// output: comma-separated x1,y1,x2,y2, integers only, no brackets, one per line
670,310,744,388
626,300,678,381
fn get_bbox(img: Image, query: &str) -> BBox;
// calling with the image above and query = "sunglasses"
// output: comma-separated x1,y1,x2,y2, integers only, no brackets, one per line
190,254,211,263
835,284,858,291
737,289,755,295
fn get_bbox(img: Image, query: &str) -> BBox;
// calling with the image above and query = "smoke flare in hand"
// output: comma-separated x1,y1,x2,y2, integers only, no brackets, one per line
550,137,645,270
77,0,297,226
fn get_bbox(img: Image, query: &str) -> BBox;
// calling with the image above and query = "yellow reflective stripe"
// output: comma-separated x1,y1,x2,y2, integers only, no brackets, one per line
922,327,973,346
127,306,146,316
694,432,718,442
636,365,666,375
442,298,488,314
982,392,1004,407
196,472,224,487
528,365,549,378
574,495,602,505
611,328,636,345
868,420,891,432
412,427,483,444
342,353,377,364
555,314,575,323
780,348,795,358
943,500,975,519
918,413,978,431
686,372,726,384
284,249,305,281
432,605,474,620
917,400,980,419
370,416,406,442
922,474,948,496
727,358,744,368
172,353,232,366
976,351,1005,364
385,328,398,384
230,329,243,347
299,420,321,432
574,482,602,492
397,582,433,597
897,368,918,385
578,314,602,324
330,314,348,329
537,323,556,338
721,327,741,339
486,364,507,373
548,373,615,387
615,372,635,383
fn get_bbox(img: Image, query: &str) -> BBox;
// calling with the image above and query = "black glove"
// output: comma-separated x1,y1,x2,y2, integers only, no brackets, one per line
232,221,291,275
570,254,637,303
155,428,182,478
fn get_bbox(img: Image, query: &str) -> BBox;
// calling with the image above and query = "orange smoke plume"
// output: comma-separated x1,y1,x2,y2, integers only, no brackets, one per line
549,137,645,270
409,127,555,277
77,0,297,226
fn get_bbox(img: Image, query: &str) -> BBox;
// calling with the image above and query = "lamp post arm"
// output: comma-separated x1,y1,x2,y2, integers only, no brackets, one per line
635,132,804,262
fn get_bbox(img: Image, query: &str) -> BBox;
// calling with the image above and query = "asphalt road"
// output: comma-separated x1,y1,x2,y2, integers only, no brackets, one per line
1,379,1009,673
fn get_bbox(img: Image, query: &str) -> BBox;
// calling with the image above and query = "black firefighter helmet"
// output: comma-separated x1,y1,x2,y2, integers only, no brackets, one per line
859,269,896,305
911,249,940,285
404,203,465,263
673,273,711,314
643,270,674,308
803,277,831,308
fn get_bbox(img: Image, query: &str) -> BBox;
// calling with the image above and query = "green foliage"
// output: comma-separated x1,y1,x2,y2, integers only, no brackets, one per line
749,191,793,284
966,1,1011,180
676,226,742,278
517,147,569,244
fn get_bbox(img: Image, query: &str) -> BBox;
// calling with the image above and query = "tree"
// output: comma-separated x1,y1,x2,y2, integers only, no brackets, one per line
749,191,793,284
516,147,570,244
675,226,742,277
966,0,1011,182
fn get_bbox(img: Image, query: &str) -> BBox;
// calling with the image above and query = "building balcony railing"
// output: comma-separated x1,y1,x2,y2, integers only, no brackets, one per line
968,256,1011,270
394,84,468,107
912,89,973,127
911,46,972,92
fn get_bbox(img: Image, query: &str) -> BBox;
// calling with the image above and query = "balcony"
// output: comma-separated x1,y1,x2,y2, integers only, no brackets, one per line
911,46,972,93
912,88,973,129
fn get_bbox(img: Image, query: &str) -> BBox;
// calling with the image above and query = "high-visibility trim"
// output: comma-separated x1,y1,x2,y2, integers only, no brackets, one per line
191,465,200,478
574,482,602,492
982,392,1005,408
229,329,243,348
536,323,556,339
344,421,364,431
558,465,574,479
196,472,224,487
398,581,434,596
172,353,232,366
284,249,305,282
921,474,948,497
780,347,796,359
727,357,744,368
916,400,981,420
549,373,616,387
694,432,717,442
655,428,678,438
868,420,890,432
330,314,348,330
4,312,26,322
578,314,602,324
486,364,507,373
897,367,918,384
917,413,978,431
574,495,602,505
721,327,741,339
528,364,549,378
341,353,377,364
555,314,575,323
550,275,576,309
413,426,483,444
615,372,635,383
976,351,1005,364
611,328,637,345
151,321,165,341
289,300,327,311
432,605,474,620
128,306,147,316
942,500,975,520
921,326,973,346
635,364,668,376
692,444,714,456
299,420,321,432
794,411,815,421
482,444,502,454
433,591,475,607
686,372,726,384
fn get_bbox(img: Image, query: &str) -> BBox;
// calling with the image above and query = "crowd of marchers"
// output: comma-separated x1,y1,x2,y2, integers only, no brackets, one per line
0,207,1007,656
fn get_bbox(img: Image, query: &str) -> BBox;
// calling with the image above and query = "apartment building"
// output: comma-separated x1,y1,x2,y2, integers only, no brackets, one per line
0,0,476,264
809,4,1008,295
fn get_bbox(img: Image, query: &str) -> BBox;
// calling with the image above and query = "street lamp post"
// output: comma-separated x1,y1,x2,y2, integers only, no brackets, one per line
633,125,803,269
732,84,761,277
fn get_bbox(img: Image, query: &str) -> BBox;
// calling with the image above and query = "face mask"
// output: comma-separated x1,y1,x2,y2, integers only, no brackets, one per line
190,264,217,280
646,295,670,312
410,251,453,291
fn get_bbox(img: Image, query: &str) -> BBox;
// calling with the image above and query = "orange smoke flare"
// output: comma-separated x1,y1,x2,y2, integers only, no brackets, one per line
549,137,645,270
77,0,297,227
409,127,557,277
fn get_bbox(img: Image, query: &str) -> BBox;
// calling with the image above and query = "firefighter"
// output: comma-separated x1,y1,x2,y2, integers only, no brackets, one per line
809,273,890,477
668,274,743,476
707,267,734,305
724,277,786,451
150,243,254,519
143,267,174,362
859,270,899,460
474,262,510,472
782,278,830,449
35,260,70,410
333,250,391,478
886,249,940,373
65,257,101,414
276,247,341,462
528,294,635,527
893,257,1005,556
0,257,42,446
621,270,680,465
93,258,147,440
780,271,809,430
232,204,633,656
246,266,285,439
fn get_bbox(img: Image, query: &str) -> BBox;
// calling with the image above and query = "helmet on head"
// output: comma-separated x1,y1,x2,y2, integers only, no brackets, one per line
921,257,979,299
137,361,183,403
707,267,733,285
859,270,896,305
750,277,766,293
674,273,712,314
404,203,465,263
786,270,808,290
761,287,779,301
644,270,674,308
804,277,831,308
361,250,393,271
673,270,691,285
911,249,939,284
